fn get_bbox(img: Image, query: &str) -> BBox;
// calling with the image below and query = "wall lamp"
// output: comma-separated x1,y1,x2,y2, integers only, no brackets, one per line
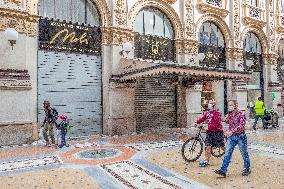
119,42,132,57
197,53,205,64
4,28,18,50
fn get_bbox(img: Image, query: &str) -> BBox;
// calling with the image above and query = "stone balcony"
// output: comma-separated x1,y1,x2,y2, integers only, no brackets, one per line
242,3,266,28
197,0,229,17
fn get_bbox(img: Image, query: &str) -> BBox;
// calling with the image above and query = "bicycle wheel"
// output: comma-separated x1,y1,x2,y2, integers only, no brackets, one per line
181,137,203,163
211,147,225,158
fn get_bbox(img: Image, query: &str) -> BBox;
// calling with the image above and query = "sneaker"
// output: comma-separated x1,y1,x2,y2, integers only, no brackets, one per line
47,144,52,147
214,169,226,178
199,161,209,167
242,169,251,176
253,127,256,131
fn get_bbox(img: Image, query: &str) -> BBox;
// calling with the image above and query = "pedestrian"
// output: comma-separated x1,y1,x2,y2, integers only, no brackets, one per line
56,114,70,148
253,97,267,130
42,100,58,147
215,100,251,177
195,99,224,167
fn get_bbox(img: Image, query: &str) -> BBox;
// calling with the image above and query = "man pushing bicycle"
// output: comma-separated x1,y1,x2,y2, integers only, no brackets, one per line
194,99,225,167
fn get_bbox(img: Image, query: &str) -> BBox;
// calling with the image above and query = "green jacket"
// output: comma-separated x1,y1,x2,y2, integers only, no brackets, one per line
254,100,265,115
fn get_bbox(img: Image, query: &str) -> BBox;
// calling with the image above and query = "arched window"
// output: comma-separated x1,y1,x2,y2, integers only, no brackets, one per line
38,0,101,26
243,32,264,99
134,7,174,39
198,21,226,69
251,0,259,7
133,7,175,62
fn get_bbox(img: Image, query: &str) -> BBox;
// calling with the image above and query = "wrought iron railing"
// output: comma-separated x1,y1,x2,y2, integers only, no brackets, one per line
249,5,261,19
243,52,262,72
198,44,226,69
206,0,222,7
134,33,176,62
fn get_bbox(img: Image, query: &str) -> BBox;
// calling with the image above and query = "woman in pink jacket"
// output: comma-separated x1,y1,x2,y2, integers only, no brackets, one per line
195,99,225,167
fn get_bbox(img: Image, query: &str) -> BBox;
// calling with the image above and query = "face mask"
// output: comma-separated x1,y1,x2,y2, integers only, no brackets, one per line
228,105,234,112
208,103,213,110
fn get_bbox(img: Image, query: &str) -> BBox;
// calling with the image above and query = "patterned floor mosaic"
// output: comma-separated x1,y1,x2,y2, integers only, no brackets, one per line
127,140,183,151
0,156,61,172
101,161,182,189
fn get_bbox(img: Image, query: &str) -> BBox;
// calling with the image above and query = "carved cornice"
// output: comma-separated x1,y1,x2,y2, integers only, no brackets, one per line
176,39,198,55
161,0,177,4
242,17,266,29
0,69,31,90
227,48,244,60
101,27,134,45
196,1,229,18
0,8,39,36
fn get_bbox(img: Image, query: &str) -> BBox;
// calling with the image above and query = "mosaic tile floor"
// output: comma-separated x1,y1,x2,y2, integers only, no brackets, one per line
0,127,284,189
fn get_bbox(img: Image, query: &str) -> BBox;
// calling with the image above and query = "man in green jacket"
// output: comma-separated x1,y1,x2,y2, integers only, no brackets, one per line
253,97,267,130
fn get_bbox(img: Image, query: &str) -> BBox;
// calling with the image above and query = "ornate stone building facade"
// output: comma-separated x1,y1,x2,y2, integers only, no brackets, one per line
0,0,283,145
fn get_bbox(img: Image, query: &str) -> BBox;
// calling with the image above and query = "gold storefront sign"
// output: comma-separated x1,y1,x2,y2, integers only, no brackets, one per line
39,18,101,55
152,43,159,55
50,29,89,45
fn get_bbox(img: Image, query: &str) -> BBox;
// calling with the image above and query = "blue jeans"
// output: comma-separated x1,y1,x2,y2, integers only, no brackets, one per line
60,129,67,147
220,134,250,173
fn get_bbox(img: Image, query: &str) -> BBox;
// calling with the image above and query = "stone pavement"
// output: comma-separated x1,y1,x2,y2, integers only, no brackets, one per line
0,121,283,189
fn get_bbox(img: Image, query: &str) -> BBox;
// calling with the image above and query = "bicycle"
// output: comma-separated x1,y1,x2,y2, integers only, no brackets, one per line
181,125,226,163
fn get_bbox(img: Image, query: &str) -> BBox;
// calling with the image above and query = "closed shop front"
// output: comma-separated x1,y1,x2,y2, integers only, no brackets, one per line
38,0,102,137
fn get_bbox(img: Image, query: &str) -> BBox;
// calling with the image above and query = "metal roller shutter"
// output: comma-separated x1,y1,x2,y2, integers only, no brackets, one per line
38,50,102,138
135,75,177,132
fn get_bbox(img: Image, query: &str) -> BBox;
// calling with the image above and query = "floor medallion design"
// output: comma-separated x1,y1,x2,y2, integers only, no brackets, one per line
74,148,123,160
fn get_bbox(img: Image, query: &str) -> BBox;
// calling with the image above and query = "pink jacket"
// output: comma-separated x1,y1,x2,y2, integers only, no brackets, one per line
196,109,223,132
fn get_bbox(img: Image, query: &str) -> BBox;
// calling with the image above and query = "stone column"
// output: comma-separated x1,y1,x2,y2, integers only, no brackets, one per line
186,83,203,127
105,82,136,136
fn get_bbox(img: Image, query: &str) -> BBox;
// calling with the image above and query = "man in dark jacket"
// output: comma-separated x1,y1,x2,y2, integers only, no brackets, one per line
42,100,57,147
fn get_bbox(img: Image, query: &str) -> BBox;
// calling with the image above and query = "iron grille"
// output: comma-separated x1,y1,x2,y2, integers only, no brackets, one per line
198,44,226,69
134,33,176,62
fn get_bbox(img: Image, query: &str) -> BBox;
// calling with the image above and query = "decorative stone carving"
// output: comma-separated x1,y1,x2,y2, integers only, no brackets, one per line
196,0,229,18
3,0,21,5
184,0,195,39
114,0,126,26
161,0,177,4
242,1,266,29
268,0,276,53
263,53,279,65
233,0,241,47
0,69,32,90
0,8,39,36
101,27,134,45
176,39,198,55
227,48,244,60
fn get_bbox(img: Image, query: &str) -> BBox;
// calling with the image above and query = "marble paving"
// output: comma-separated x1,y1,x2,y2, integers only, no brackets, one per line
101,161,182,189
0,156,61,172
1,127,284,189
127,140,183,151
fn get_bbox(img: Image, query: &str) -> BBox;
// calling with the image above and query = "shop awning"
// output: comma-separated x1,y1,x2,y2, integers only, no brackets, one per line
112,59,252,82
